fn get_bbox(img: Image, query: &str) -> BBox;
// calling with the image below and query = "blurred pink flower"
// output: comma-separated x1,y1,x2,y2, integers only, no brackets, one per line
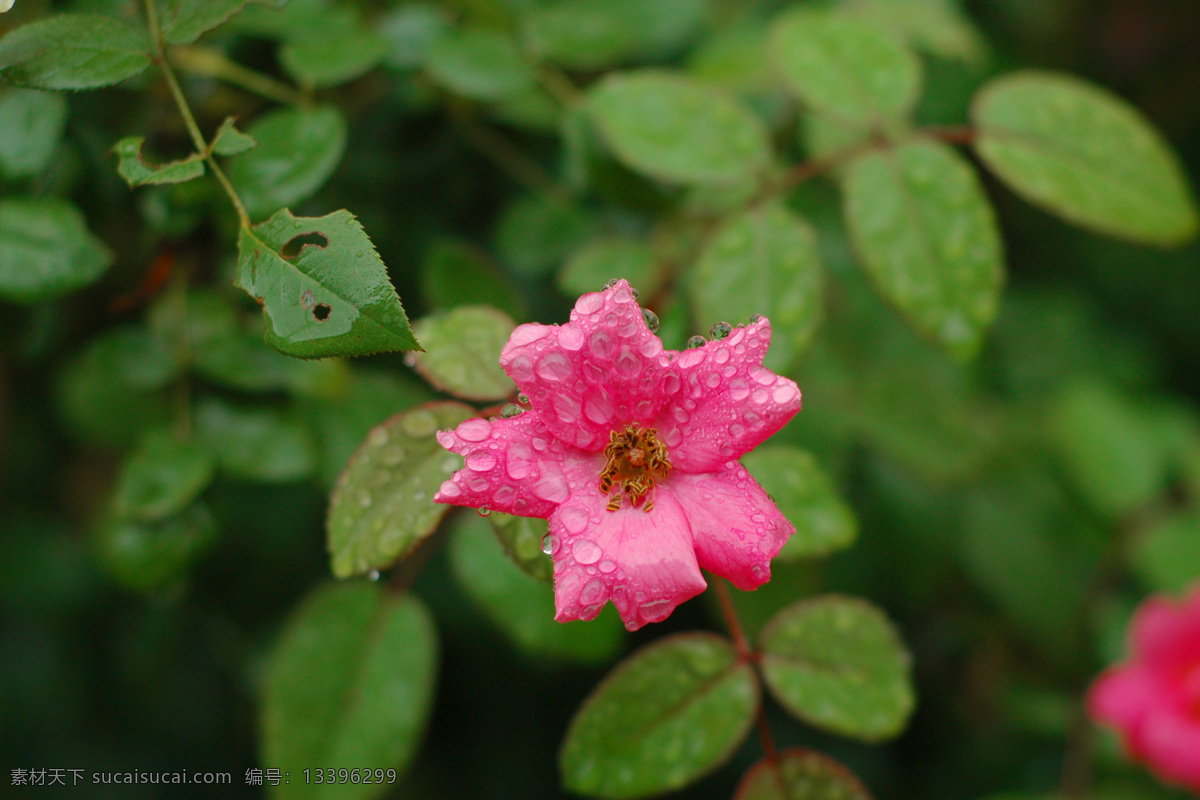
434,279,801,631
1087,585,1200,793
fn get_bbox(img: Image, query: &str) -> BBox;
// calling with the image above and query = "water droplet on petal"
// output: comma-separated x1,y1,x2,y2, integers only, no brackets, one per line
709,321,732,340
517,392,530,404
559,325,585,351
540,532,559,555
729,378,750,401
456,418,492,442
686,335,706,349
750,314,762,324
368,570,381,582
500,404,524,418
580,577,605,605
477,506,492,517
465,450,497,471
572,538,602,565
536,352,572,382
560,507,589,534
639,599,674,624
598,559,616,574
639,308,660,333
773,383,799,404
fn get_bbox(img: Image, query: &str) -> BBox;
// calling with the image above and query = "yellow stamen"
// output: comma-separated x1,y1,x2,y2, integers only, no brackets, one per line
598,425,671,512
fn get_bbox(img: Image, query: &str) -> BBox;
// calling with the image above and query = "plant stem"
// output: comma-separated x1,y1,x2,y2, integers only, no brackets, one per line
142,0,251,229
172,44,307,107
712,578,779,762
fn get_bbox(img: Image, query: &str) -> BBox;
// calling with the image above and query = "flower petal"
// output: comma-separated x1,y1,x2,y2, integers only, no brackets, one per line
668,463,793,591
1140,706,1200,792
1131,590,1200,670
500,280,671,451
1087,665,1161,757
654,318,801,472
434,412,602,518
549,484,706,631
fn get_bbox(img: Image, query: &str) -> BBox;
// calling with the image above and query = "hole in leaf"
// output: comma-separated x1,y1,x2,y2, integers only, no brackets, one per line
281,231,329,259
313,303,332,321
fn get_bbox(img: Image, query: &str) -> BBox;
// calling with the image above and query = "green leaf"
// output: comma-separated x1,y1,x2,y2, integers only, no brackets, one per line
227,106,347,221
0,14,152,90
1047,381,1168,520
690,203,823,371
759,596,915,741
0,89,67,177
111,430,216,522
448,513,624,663
95,502,219,591
426,27,536,101
378,2,451,70
558,238,666,301
411,306,515,401
211,117,257,156
1133,511,1200,594
421,240,521,317
159,0,253,45
280,28,388,88
327,402,473,578
195,397,316,482
522,0,708,70
235,208,419,359
734,748,872,800
769,7,922,126
842,140,1004,360
741,445,858,561
0,197,113,304
560,633,758,799
56,325,177,449
972,71,1200,245
263,582,438,800
588,71,770,185
494,194,599,278
843,0,987,64
488,511,552,583
113,136,205,187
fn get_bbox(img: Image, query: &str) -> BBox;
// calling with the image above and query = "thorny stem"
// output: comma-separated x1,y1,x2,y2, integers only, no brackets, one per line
713,578,778,762
143,0,251,229
172,45,307,107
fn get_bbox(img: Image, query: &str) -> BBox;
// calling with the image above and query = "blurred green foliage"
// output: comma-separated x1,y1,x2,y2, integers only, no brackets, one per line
2,0,1200,798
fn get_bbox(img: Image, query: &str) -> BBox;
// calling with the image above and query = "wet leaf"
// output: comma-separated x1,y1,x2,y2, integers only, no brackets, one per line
327,402,473,578
735,748,873,800
488,511,552,583
0,14,152,90
113,136,205,187
972,71,1199,245
235,208,418,359
742,445,857,561
561,633,758,798
111,430,216,522
227,106,347,220
411,306,515,402
759,596,915,741
0,197,113,304
588,70,770,184
690,203,823,370
448,513,624,663
426,28,536,101
95,502,219,591
195,396,316,482
769,7,921,126
0,89,67,177
842,140,1003,360
263,582,438,800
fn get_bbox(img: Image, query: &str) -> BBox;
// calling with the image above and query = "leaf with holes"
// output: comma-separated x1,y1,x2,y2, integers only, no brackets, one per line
0,14,152,90
560,633,759,799
972,71,1199,245
159,0,255,44
588,70,770,185
212,117,256,156
411,306,515,402
0,89,67,177
227,106,347,221
111,429,216,522
235,208,419,359
0,198,113,304
759,596,915,742
327,402,473,578
488,511,553,583
735,748,873,800
843,140,1003,361
769,7,921,127
263,582,438,800
449,513,624,663
742,445,857,561
690,203,823,371
426,28,536,101
113,137,205,187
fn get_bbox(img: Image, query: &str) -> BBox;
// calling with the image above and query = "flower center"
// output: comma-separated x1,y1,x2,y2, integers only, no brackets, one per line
598,425,671,512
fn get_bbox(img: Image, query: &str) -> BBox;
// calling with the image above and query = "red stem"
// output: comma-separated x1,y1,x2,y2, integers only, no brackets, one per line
712,578,778,762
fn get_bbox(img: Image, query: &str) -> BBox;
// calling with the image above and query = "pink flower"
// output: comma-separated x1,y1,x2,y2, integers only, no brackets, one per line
434,280,801,631
1087,585,1200,793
